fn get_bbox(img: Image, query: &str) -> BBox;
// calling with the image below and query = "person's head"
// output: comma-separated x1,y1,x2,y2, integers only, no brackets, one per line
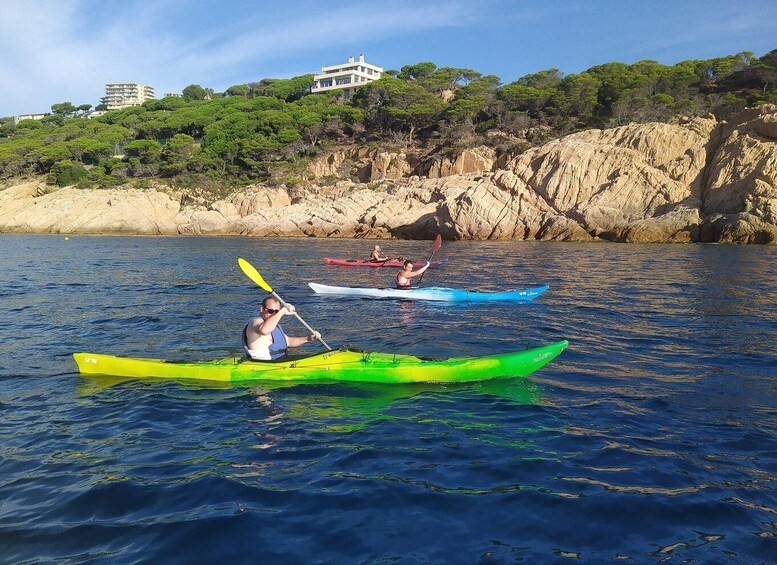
403,260,413,270
374,245,381,252
261,296,281,318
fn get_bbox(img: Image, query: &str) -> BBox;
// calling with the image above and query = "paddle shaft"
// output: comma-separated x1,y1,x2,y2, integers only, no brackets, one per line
415,258,432,285
238,258,332,351
416,235,442,286
270,290,332,351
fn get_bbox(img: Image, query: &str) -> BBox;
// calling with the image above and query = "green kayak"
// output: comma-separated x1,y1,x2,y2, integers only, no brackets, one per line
73,341,568,384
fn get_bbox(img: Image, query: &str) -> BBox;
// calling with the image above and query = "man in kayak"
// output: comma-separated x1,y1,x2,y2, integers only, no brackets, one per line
242,297,321,361
369,244,389,262
396,260,430,289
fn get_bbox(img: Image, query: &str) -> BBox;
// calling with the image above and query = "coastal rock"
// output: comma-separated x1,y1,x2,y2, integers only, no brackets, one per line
306,147,420,182
620,206,702,243
0,186,179,234
426,147,497,179
229,186,291,215
368,152,414,181
506,120,712,238
306,145,498,183
2,105,776,243
754,113,777,139
702,104,777,242
0,181,46,201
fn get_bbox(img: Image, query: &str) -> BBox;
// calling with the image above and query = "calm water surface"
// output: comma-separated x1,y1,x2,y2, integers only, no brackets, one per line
1,235,775,563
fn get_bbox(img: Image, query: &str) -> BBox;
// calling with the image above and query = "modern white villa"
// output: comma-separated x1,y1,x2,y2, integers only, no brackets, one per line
311,54,383,98
101,82,155,110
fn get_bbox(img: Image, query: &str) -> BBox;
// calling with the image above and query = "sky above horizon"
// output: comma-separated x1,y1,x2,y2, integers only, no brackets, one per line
2,0,776,117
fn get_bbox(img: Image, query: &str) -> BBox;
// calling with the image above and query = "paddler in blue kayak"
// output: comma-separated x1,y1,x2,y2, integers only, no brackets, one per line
243,296,321,360
395,260,430,289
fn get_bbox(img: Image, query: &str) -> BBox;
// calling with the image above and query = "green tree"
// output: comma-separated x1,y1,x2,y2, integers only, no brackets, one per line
33,142,71,169
124,139,162,163
41,114,65,126
160,133,197,175
66,136,107,163
398,62,437,81
249,75,314,102
226,84,250,97
49,159,87,186
354,77,445,143
144,97,188,111
517,69,564,88
499,82,553,116
752,49,777,92
551,72,600,120
51,102,77,115
182,84,208,101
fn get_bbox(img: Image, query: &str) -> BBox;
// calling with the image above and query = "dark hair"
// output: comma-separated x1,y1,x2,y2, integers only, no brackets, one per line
403,260,412,268
262,296,279,308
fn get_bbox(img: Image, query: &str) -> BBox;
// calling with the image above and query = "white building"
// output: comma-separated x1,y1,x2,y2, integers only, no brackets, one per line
13,113,48,124
101,82,155,110
312,54,383,98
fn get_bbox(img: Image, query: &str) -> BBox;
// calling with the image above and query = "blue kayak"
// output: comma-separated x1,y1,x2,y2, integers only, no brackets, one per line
308,283,548,302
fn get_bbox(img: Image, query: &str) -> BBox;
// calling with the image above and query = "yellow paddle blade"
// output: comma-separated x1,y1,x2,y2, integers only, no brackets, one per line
238,258,273,292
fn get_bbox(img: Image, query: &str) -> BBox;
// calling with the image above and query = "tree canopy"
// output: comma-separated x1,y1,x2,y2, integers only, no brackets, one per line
1,49,775,189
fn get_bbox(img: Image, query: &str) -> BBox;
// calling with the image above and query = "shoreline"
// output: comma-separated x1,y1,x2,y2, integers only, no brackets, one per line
2,104,776,244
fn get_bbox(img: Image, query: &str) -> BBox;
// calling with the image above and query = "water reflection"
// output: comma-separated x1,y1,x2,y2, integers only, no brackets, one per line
77,375,543,420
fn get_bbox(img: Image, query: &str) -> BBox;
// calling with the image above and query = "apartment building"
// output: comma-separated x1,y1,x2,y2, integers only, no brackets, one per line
311,54,383,98
13,113,48,124
101,82,155,110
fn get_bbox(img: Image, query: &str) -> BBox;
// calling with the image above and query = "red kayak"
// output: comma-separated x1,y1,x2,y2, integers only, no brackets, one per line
324,258,446,268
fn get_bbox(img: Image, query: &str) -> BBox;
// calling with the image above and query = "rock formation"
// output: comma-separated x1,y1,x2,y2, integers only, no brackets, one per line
1,105,776,243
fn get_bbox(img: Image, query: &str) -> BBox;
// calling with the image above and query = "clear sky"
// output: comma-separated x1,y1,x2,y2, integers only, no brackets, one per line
2,0,776,117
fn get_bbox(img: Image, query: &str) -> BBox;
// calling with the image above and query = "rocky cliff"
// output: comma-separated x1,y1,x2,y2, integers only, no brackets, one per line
2,105,776,243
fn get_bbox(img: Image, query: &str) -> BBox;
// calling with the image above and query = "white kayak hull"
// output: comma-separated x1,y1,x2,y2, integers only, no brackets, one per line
308,283,548,302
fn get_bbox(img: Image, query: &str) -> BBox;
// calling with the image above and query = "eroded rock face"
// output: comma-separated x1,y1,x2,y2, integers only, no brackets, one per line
701,107,777,243
426,147,497,179
0,187,180,234
1,105,776,242
306,147,420,182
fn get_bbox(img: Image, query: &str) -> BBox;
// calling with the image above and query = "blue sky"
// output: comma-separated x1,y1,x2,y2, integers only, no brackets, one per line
2,0,776,117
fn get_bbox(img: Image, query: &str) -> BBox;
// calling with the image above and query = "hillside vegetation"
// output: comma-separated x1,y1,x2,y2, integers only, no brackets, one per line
1,49,776,193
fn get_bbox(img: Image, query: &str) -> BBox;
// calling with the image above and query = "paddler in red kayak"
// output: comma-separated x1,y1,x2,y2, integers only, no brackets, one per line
395,260,430,289
242,296,321,360
369,244,389,262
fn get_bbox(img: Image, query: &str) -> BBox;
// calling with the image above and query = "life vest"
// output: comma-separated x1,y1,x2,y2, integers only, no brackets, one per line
395,272,412,290
243,321,288,361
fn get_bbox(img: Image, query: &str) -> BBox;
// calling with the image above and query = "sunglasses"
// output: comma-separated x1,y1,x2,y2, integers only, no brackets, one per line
264,308,280,314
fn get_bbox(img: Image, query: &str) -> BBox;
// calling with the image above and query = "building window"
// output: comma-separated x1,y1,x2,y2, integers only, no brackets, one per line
336,77,352,86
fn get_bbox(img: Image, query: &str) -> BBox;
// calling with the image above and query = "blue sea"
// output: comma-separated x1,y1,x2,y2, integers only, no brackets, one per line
1,235,775,563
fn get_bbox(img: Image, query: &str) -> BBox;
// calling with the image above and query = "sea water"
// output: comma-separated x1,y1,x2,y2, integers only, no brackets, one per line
0,235,775,563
